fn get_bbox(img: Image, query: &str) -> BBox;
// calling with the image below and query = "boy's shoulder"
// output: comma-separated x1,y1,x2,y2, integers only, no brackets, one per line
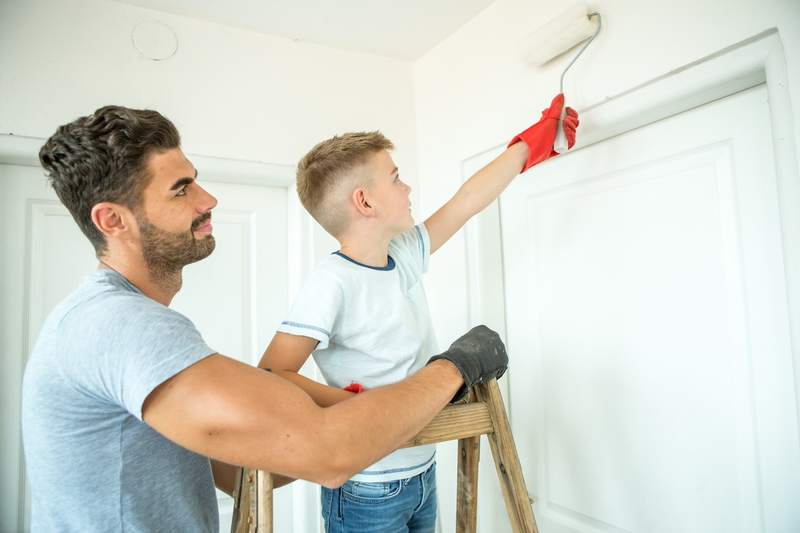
301,251,397,298
389,224,427,254
298,223,429,293
389,224,430,276
301,254,354,290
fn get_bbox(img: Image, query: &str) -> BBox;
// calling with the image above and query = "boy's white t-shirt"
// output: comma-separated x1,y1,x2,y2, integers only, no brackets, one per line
278,224,438,482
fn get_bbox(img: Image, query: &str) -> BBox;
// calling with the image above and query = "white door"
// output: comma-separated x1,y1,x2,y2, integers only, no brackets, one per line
500,84,800,533
0,153,304,532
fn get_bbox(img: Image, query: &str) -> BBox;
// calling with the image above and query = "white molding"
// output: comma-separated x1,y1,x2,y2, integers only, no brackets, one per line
0,134,44,167
462,28,800,442
764,34,800,435
0,133,296,187
190,153,294,187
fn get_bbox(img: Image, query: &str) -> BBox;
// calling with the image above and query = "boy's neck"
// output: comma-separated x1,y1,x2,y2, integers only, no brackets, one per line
337,225,395,268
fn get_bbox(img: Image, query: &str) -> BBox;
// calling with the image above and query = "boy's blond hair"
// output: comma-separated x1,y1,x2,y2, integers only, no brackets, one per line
296,131,394,236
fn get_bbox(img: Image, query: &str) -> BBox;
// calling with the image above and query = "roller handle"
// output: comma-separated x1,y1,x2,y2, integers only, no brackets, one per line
553,105,569,154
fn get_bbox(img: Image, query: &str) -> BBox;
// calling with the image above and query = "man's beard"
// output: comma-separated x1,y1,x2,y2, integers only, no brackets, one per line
136,211,216,280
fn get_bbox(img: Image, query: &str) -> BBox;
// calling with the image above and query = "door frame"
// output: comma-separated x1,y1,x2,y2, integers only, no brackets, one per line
461,27,800,496
0,134,320,532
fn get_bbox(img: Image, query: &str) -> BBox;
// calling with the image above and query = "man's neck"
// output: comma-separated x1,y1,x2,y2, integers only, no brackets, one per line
98,253,181,307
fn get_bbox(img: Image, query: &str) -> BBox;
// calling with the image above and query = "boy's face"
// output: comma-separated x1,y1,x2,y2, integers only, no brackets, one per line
364,150,414,234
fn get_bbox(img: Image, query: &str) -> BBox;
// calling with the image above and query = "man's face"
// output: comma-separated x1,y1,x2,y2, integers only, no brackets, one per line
134,148,218,276
364,150,414,234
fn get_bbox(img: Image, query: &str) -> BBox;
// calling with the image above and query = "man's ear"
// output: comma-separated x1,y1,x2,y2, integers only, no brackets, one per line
351,187,374,217
91,202,135,240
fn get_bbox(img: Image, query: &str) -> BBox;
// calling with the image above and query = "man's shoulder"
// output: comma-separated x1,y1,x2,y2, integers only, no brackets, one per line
57,270,174,326
25,269,211,414
37,270,194,362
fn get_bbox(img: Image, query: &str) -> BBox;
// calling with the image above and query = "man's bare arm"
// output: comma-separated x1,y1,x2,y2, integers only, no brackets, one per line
142,353,461,488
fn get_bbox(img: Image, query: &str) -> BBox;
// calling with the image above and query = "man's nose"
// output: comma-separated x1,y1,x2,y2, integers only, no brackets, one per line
196,184,218,212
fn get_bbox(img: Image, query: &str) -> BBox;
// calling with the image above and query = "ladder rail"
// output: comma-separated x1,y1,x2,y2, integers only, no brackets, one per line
231,379,537,533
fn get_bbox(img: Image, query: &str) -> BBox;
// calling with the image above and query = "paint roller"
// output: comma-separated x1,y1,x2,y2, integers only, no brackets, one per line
523,4,602,153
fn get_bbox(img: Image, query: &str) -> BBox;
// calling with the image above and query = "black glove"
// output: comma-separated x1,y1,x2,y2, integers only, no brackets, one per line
427,325,508,402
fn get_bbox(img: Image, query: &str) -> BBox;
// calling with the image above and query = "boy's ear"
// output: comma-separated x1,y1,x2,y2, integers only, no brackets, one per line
352,187,374,217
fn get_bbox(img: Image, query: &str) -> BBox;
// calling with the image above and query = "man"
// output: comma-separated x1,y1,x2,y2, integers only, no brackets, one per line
21,105,508,531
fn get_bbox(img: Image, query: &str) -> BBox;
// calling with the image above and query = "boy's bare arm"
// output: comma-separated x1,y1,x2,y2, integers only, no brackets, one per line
425,143,528,254
259,332,354,407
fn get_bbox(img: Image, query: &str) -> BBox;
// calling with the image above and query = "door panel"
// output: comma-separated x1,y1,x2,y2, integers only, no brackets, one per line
500,85,800,533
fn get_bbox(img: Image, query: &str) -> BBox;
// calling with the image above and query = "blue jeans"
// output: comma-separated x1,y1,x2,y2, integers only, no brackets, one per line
321,463,437,533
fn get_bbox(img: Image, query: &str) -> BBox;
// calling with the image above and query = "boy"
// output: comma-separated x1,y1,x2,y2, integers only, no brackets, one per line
260,95,578,532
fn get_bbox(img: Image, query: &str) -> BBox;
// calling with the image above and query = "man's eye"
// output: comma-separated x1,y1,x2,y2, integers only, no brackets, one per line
176,187,188,197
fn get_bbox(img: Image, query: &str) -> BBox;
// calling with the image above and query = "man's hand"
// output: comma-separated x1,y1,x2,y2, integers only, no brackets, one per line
427,325,508,402
508,94,579,173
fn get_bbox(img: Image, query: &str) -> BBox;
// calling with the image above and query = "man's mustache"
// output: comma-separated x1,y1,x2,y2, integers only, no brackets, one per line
191,212,211,231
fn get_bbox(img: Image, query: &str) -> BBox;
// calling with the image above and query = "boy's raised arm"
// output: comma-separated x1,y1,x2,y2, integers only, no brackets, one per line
259,332,355,407
424,94,578,254
424,143,528,254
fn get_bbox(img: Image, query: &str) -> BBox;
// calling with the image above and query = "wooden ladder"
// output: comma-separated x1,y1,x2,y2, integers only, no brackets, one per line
230,378,538,533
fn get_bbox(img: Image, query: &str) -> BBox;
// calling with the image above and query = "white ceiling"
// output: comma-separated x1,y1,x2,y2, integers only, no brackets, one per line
111,0,495,60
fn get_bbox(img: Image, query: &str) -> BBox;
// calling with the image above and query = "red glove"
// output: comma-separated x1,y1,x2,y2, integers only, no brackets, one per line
343,382,366,394
507,94,579,173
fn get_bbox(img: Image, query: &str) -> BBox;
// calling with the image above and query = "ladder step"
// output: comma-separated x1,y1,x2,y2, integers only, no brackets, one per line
402,401,494,448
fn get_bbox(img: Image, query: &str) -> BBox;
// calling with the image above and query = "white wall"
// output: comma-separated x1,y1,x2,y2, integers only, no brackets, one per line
413,0,800,530
0,0,419,185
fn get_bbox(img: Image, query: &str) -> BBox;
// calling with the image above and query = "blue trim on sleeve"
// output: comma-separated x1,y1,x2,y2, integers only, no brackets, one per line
333,251,396,271
280,321,331,338
414,225,425,259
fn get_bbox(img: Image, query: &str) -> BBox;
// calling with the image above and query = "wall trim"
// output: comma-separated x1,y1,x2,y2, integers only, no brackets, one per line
0,133,296,188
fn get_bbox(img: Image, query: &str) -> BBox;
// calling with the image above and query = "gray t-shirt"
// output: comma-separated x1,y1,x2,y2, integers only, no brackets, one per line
22,269,219,532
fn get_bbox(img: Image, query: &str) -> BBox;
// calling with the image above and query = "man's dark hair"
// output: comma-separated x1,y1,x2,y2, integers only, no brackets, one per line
39,105,181,255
